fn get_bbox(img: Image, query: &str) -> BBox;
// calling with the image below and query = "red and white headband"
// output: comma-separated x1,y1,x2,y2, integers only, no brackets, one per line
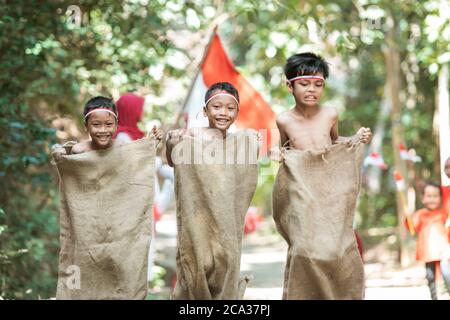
84,108,118,122
204,92,239,108
288,75,325,82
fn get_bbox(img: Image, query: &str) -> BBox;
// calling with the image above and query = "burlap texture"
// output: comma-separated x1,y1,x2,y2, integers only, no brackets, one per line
171,131,258,299
272,142,365,300
52,138,156,300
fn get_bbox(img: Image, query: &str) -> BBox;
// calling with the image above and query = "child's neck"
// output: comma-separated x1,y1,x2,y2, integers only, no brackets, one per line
294,103,320,118
90,139,114,150
207,126,228,139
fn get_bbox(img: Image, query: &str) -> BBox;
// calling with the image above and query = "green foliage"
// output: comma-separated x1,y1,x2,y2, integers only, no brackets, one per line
252,157,279,215
0,1,63,299
148,266,167,290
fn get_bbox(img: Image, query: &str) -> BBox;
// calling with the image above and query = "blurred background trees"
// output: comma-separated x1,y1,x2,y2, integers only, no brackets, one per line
0,0,448,298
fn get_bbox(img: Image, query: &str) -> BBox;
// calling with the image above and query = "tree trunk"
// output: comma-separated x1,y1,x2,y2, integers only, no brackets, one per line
437,64,450,185
366,82,390,193
383,16,414,267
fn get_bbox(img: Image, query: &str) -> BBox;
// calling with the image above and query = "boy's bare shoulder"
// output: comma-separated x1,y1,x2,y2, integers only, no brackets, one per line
323,106,339,119
276,110,294,125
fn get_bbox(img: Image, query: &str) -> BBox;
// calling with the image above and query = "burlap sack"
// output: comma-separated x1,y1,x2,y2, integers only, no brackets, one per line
170,131,258,300
272,141,365,300
52,138,156,300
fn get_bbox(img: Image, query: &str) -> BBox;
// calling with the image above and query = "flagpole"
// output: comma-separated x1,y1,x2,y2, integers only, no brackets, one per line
393,171,415,235
171,25,219,129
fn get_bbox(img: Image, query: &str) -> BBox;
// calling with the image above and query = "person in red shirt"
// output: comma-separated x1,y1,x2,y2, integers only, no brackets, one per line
441,157,450,296
442,157,450,237
406,182,450,299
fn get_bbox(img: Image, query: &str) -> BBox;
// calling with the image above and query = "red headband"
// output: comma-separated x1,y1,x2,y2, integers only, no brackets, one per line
204,91,239,107
289,75,325,83
84,108,118,122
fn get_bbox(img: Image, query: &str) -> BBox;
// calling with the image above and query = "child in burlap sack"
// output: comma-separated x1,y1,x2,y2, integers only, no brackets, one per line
271,53,372,300
52,96,162,299
166,82,259,299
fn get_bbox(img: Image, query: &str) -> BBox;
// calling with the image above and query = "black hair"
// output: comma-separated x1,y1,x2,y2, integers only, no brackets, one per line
284,52,329,80
204,82,240,106
83,96,117,123
423,181,443,198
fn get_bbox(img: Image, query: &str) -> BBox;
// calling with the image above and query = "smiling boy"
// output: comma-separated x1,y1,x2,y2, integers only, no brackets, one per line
62,96,160,155
165,82,259,299
166,82,246,166
70,96,123,154
51,95,161,299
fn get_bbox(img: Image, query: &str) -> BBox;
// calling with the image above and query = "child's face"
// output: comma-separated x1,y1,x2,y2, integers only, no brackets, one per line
445,157,450,179
85,111,118,149
422,185,442,211
203,94,239,132
288,73,324,107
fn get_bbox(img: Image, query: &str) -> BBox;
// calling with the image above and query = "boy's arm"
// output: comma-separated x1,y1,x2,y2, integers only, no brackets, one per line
165,129,186,167
329,108,339,143
276,116,289,148
328,107,372,144
329,108,356,145
356,127,372,144
270,117,289,161
148,126,164,141
335,128,372,145
165,133,174,167
51,144,67,163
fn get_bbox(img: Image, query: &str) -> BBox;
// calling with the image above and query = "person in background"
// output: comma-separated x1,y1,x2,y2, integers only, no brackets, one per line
114,93,146,142
405,182,450,300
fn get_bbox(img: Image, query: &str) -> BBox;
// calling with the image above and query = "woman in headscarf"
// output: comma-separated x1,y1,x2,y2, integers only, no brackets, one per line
114,93,146,142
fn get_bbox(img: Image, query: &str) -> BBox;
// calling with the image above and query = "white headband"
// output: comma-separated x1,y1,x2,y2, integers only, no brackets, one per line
84,108,118,122
204,92,239,108
288,75,325,82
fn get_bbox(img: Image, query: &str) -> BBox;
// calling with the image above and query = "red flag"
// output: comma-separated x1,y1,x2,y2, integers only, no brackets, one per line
181,32,277,153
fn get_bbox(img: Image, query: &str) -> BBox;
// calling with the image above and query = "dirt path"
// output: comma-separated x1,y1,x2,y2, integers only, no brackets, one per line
155,214,445,300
